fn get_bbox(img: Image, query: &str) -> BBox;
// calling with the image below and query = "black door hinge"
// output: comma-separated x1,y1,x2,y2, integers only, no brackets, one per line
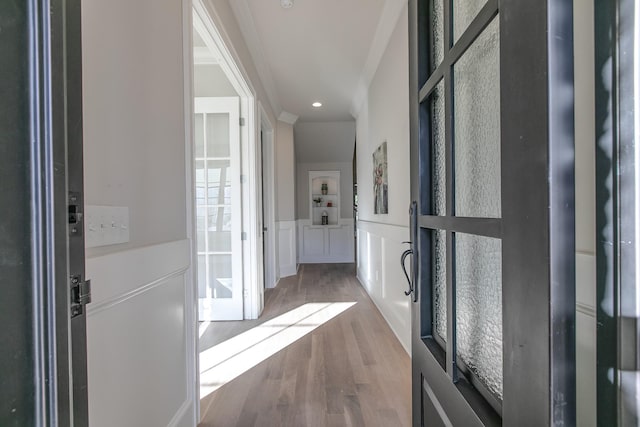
70,275,91,318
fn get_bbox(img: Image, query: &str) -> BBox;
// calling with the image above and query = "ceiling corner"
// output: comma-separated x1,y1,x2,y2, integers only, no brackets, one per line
350,81,368,119
229,0,283,116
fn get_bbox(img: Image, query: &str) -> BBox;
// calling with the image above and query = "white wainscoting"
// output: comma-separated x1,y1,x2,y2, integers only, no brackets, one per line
576,252,596,427
85,239,195,427
356,220,411,354
277,221,298,278
297,219,355,264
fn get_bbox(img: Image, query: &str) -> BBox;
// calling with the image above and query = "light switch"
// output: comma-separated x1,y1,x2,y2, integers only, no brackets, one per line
85,205,130,248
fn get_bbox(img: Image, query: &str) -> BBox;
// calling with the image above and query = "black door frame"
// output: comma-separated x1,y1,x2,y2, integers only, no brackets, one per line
408,0,576,425
0,0,88,425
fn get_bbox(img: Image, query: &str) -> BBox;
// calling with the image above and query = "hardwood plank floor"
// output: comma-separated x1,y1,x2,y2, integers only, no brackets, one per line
198,263,411,427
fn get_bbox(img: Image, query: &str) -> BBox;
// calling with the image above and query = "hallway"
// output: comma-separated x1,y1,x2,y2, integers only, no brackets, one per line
198,264,411,427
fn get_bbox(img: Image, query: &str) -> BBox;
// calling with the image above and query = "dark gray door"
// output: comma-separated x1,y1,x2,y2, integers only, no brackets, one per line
407,0,575,425
595,0,639,424
0,0,89,425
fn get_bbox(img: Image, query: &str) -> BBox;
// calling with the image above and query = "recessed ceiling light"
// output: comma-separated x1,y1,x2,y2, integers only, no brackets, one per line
281,0,293,8
312,102,322,108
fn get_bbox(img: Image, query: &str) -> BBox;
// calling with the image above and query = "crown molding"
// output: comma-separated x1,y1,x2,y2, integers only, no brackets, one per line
229,0,283,117
278,111,299,125
351,0,406,118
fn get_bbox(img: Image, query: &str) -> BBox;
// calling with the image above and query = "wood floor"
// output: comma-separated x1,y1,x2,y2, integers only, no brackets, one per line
198,263,411,427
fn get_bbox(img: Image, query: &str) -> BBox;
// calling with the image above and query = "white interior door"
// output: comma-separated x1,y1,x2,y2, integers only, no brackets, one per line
195,97,243,321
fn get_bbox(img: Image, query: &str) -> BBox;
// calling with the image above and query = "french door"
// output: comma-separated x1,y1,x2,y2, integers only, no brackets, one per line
408,0,575,425
194,97,244,321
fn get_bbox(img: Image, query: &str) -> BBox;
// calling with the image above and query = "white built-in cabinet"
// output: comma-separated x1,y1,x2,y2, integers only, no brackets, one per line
299,171,354,263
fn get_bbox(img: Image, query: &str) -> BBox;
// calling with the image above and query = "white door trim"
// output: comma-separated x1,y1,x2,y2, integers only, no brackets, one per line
181,0,198,422
259,102,278,290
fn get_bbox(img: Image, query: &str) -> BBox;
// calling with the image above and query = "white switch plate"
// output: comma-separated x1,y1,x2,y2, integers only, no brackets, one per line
85,205,130,248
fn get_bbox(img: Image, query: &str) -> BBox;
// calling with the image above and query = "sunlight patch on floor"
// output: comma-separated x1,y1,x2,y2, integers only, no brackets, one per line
199,302,356,399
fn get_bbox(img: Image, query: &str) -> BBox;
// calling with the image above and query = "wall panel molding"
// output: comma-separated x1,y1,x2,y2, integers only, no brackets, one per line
85,240,194,427
278,221,297,277
356,222,411,354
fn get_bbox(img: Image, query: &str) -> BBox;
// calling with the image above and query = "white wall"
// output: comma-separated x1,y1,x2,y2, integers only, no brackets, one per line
194,64,238,97
82,0,195,425
574,0,597,424
276,121,296,222
355,4,411,353
294,121,356,163
83,0,187,259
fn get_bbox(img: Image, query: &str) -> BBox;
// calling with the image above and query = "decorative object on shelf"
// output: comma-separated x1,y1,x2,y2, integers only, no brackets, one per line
313,197,322,207
321,182,328,195
373,141,389,214
327,201,333,207
321,211,329,225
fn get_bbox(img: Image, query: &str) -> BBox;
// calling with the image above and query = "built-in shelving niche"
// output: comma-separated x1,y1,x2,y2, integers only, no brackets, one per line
309,171,340,226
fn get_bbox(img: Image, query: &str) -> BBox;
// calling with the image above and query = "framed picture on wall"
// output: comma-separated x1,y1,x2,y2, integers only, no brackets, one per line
373,141,388,214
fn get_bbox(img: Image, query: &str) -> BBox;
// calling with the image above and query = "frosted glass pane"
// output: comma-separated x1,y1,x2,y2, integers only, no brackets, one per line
209,255,232,299
195,114,204,158
206,113,230,158
433,230,447,340
454,18,500,218
453,0,487,41
207,206,231,252
207,160,231,205
195,160,205,206
455,233,502,399
432,81,446,216
432,0,444,72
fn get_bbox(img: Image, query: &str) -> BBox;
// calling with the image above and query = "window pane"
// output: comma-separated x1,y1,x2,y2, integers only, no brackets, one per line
433,230,447,341
453,0,487,42
432,80,446,216
195,113,204,158
206,113,230,158
196,160,205,206
455,233,503,399
453,18,500,218
196,207,206,252
207,206,231,252
209,255,233,299
431,0,444,72
207,160,231,205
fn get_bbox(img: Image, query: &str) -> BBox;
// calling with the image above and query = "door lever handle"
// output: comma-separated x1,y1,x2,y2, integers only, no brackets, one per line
401,248,414,297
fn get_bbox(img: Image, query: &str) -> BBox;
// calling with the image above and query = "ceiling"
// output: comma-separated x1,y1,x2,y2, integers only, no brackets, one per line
230,0,406,124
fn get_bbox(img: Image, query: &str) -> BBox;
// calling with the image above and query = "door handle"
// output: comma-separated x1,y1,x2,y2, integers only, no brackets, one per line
401,245,414,298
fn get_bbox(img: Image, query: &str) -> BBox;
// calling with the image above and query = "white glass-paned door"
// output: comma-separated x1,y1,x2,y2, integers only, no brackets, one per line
195,97,243,321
